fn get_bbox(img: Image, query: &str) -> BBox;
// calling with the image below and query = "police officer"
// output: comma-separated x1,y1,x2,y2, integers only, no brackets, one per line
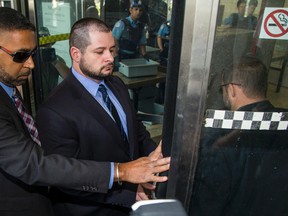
112,0,147,61
155,19,171,104
157,19,171,66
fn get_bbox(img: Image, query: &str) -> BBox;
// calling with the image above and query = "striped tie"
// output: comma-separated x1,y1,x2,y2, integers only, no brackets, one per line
12,88,41,146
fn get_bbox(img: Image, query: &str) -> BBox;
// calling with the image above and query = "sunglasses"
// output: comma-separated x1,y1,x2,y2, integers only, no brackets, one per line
0,46,37,63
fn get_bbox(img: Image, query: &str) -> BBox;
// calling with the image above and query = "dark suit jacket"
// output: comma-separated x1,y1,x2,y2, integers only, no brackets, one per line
0,85,112,216
190,101,288,216
36,73,157,216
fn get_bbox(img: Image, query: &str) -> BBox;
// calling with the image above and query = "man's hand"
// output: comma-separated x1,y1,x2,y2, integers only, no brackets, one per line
116,144,170,184
149,140,163,159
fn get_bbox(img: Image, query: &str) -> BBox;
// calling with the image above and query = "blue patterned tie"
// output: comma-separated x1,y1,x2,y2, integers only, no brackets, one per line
98,84,127,141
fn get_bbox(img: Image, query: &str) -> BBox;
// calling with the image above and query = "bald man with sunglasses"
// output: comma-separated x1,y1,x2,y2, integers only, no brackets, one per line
0,7,170,216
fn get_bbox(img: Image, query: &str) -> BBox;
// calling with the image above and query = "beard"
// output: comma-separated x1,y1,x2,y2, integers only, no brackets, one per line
0,65,29,87
79,58,114,81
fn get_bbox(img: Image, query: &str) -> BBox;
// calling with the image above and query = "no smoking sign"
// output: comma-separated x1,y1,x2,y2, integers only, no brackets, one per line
260,8,288,40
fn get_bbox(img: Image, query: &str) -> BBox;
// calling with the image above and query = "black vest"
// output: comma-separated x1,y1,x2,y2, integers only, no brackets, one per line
231,13,249,29
119,19,144,58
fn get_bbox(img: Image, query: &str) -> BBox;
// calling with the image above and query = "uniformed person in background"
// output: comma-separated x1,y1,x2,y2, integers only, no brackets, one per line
155,19,171,104
112,0,148,61
247,0,258,30
222,0,258,30
157,19,171,66
223,0,247,29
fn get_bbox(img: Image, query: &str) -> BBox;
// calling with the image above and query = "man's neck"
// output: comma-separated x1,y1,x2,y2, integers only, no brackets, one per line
234,98,267,111
130,16,138,22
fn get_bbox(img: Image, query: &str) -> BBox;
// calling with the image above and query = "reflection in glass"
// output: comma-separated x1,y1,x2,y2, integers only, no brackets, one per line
190,55,288,216
190,1,288,215
222,0,258,30
38,26,70,99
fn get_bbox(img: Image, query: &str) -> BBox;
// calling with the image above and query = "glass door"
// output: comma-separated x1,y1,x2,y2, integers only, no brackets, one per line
161,0,288,215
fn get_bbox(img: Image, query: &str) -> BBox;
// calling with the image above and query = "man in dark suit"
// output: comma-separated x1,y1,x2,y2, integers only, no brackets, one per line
36,17,165,215
190,56,288,216
0,7,170,216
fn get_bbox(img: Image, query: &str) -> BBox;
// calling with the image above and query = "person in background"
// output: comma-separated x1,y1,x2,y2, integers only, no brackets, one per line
84,0,99,18
0,7,170,216
223,0,249,29
190,56,288,216
36,17,168,216
247,0,258,30
155,19,171,104
157,19,171,66
112,0,148,61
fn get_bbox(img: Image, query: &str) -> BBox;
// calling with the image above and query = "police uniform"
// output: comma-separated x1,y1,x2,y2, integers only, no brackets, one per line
112,1,147,60
223,13,257,30
157,19,171,62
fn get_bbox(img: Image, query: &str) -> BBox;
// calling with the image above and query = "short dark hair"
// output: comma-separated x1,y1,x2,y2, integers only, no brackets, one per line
0,7,35,32
222,56,268,98
237,0,247,8
69,17,111,52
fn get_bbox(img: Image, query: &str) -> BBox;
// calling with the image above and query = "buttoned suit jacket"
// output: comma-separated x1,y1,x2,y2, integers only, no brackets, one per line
36,72,157,215
0,86,111,216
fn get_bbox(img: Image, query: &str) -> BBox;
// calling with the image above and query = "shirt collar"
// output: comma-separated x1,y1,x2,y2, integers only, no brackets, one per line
71,68,106,96
0,82,14,99
128,16,139,25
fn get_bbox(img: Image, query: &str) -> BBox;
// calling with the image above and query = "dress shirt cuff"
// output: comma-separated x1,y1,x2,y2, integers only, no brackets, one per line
109,162,114,189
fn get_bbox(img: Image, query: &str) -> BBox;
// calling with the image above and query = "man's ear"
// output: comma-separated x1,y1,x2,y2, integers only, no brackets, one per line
70,46,81,63
228,83,236,98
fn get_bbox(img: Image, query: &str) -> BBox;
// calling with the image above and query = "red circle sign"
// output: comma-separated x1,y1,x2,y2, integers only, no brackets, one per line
263,9,288,37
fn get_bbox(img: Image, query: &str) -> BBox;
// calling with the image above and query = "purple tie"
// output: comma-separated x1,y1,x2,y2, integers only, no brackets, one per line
12,88,41,146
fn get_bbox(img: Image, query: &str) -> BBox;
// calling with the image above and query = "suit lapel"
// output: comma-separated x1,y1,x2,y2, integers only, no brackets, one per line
105,78,135,157
0,86,31,137
0,86,16,111
68,75,131,156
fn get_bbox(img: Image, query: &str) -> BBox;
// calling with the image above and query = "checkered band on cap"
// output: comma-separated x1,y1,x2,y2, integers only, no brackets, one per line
204,109,288,130
130,0,142,8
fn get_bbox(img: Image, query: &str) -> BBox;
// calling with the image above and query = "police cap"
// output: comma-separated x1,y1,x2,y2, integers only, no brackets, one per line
130,0,142,8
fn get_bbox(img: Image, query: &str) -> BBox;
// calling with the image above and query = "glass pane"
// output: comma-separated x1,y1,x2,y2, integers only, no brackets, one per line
0,0,12,7
105,0,172,138
36,0,74,99
35,0,105,99
190,0,288,215
34,0,171,141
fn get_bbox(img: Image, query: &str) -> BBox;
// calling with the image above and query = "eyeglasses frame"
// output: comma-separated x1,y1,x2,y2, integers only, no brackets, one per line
219,82,242,94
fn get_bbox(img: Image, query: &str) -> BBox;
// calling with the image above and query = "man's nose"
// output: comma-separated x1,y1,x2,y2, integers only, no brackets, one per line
106,51,115,62
23,56,35,69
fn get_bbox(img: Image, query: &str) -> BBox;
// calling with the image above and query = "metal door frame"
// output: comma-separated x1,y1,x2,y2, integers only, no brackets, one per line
162,0,220,211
